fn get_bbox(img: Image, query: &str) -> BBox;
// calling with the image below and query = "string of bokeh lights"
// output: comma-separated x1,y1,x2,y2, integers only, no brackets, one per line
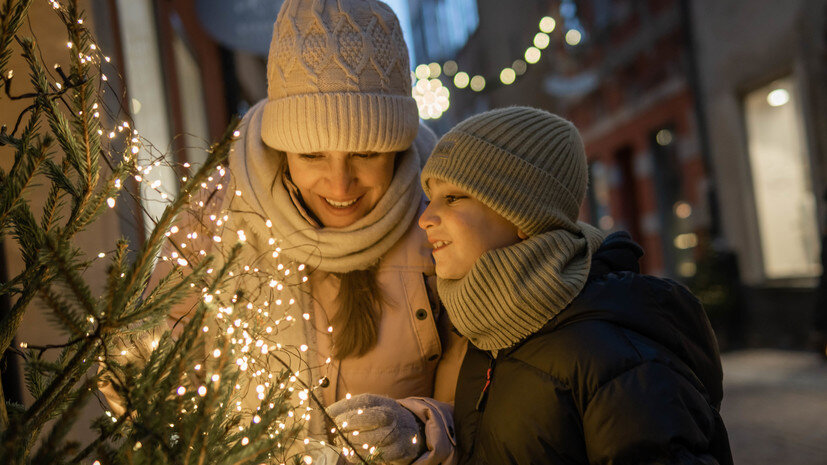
412,11,585,120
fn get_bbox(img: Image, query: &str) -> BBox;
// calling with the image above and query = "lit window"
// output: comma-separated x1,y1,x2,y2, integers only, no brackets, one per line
743,76,821,279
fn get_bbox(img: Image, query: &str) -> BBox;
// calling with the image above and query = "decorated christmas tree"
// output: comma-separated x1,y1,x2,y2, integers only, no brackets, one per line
0,1,370,463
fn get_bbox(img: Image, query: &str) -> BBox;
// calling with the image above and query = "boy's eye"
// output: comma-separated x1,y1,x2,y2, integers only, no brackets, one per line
445,195,466,204
298,153,321,160
352,152,378,159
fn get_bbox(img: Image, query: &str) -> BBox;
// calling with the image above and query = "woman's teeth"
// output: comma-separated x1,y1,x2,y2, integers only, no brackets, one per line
432,240,451,249
324,197,358,208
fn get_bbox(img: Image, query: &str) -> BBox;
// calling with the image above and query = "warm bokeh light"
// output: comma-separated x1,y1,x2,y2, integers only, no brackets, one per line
499,68,516,85
656,129,674,146
443,60,458,76
539,16,556,33
414,63,430,80
674,201,693,219
674,233,699,250
454,71,470,89
525,46,541,64
767,88,790,107
470,75,486,92
428,62,442,78
413,78,450,120
533,32,550,49
565,29,582,45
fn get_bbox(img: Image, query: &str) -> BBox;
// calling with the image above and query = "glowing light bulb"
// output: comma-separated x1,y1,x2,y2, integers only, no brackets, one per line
453,71,470,89
565,29,582,45
500,68,516,85
767,88,790,107
470,75,486,92
539,16,556,33
533,32,550,49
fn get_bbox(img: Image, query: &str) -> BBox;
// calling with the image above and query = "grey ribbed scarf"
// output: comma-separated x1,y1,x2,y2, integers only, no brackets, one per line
229,100,428,273
437,223,605,351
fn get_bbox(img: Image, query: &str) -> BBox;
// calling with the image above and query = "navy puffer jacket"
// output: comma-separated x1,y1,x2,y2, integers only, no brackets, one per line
454,232,732,465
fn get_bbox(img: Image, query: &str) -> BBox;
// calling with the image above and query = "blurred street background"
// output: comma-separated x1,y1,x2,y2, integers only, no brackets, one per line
2,0,826,462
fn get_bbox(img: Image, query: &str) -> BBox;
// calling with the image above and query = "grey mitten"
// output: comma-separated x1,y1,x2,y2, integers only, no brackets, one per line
327,393,424,465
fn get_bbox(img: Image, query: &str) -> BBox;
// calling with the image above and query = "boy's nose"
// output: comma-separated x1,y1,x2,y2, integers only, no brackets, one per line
418,204,438,230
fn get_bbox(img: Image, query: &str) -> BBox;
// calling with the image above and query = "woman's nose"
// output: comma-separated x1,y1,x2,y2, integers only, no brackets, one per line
326,160,354,196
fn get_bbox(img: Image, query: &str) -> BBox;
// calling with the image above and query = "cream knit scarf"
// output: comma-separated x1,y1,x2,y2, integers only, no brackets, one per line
229,100,424,273
438,223,605,351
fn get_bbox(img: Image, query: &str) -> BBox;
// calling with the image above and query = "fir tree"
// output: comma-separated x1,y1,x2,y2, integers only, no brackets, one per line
0,1,371,464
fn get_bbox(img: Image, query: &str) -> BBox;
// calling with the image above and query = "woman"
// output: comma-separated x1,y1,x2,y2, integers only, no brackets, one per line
103,0,463,463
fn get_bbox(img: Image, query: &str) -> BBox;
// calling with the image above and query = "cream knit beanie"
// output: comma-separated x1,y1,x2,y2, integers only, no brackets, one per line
422,106,588,237
262,0,418,153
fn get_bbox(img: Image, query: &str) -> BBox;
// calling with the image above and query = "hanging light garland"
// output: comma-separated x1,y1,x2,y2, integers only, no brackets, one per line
412,5,587,120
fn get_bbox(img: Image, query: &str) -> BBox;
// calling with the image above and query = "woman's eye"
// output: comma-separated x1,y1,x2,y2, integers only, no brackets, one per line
352,152,377,159
298,153,320,160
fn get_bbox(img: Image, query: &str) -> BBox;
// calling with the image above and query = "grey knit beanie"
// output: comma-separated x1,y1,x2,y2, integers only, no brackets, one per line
262,0,418,154
422,106,588,237
422,106,606,351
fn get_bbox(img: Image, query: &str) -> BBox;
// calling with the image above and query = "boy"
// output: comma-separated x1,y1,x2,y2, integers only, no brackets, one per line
418,106,733,464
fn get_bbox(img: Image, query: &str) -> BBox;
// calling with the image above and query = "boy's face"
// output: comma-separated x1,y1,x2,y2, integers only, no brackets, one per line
419,178,524,279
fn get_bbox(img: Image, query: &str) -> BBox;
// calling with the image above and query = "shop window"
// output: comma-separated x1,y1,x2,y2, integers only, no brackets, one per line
743,76,820,279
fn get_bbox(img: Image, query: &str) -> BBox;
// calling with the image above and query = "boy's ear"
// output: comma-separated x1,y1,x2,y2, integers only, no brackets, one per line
517,229,528,240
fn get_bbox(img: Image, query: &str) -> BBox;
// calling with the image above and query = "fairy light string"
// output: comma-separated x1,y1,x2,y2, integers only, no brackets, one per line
7,2,398,464
412,3,586,119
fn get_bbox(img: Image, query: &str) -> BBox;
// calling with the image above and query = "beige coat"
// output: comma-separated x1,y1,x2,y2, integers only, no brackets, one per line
100,134,464,464
308,202,465,464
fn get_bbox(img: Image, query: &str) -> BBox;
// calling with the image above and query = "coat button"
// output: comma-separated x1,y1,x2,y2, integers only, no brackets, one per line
319,377,330,388
415,308,428,320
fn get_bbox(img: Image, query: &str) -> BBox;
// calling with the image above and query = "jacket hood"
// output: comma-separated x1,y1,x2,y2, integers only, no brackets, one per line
551,231,724,406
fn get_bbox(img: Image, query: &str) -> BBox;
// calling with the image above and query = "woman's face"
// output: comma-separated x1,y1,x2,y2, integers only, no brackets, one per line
285,150,396,228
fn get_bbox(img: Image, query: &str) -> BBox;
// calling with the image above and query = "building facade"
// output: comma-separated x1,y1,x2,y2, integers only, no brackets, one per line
416,0,827,347
690,0,827,347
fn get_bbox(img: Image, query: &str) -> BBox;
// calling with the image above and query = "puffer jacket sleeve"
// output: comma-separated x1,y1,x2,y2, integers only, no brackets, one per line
581,359,722,464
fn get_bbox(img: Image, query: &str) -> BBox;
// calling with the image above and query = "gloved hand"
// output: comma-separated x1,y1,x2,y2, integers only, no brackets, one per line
327,393,425,465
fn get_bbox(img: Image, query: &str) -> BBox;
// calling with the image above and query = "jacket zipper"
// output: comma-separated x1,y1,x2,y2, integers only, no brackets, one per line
475,356,495,411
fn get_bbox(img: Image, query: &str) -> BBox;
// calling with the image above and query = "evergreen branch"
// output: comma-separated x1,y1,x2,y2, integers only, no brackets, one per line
29,380,94,464
0,273,22,297
22,351,47,400
0,124,50,233
104,238,130,316
0,263,46,356
41,158,80,201
114,118,238,318
9,199,40,266
24,336,100,433
38,285,89,338
39,158,72,231
41,234,99,319
0,0,33,77
65,159,130,238
117,257,212,327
